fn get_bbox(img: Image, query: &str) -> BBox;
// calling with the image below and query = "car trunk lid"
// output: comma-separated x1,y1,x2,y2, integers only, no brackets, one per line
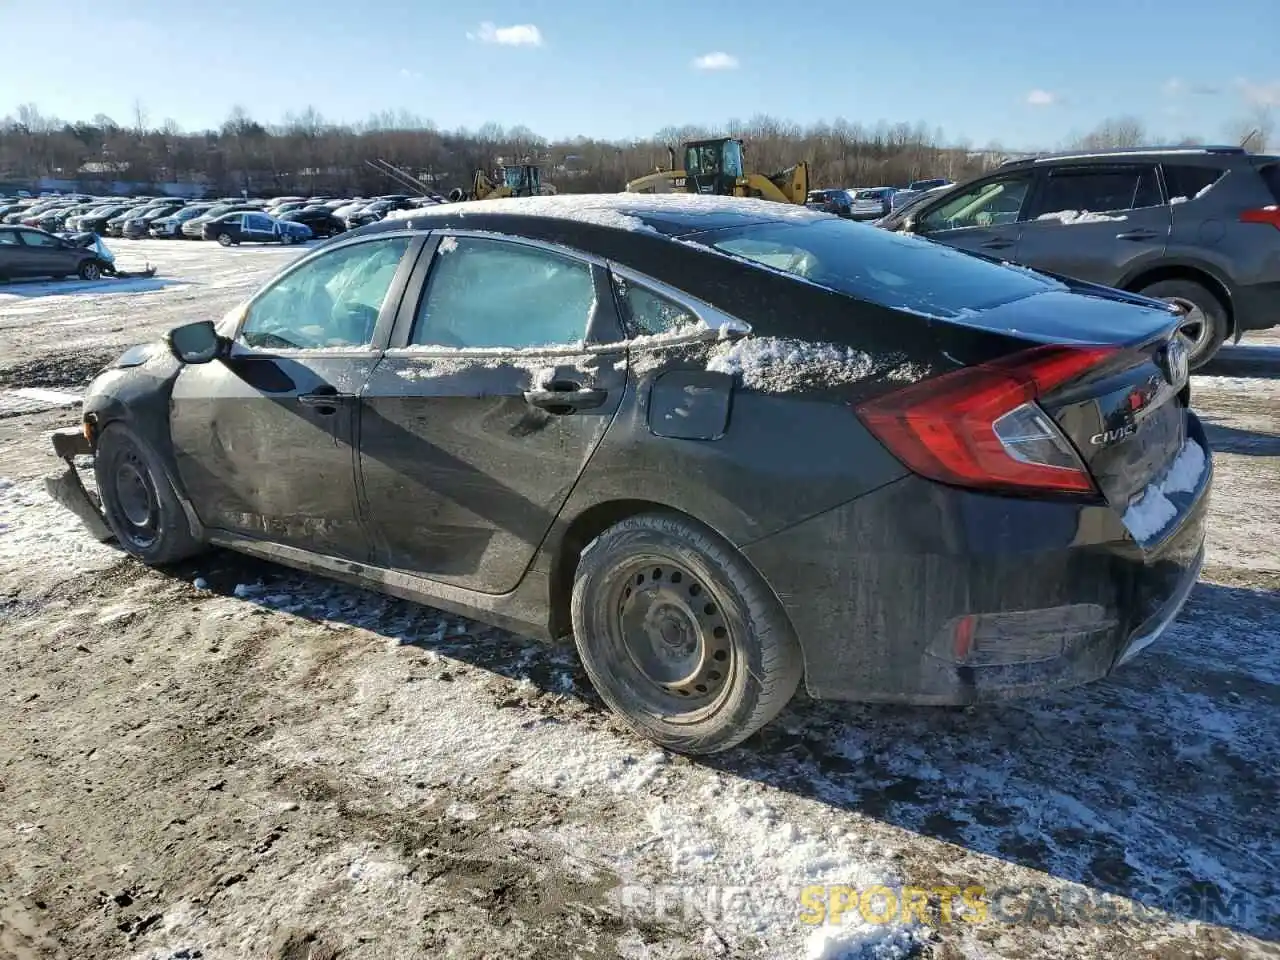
1038,333,1191,512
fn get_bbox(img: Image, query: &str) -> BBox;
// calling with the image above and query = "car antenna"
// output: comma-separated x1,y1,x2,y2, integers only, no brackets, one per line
1239,128,1260,150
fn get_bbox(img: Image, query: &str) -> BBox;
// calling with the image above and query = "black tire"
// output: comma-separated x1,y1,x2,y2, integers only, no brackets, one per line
77,260,102,281
216,233,234,247
1137,278,1228,370
570,512,803,755
94,422,203,565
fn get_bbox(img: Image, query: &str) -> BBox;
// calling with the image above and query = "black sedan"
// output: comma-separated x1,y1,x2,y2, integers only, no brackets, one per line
0,225,112,281
43,195,1210,755
201,211,313,245
277,207,346,238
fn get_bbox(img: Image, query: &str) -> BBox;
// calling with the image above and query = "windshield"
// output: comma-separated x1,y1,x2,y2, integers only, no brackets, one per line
705,219,1057,318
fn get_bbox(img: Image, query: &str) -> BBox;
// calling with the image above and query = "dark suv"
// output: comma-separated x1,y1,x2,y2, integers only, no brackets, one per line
880,146,1280,367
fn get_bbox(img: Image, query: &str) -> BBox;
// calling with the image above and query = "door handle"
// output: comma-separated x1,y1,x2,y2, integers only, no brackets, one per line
523,385,608,413
1116,229,1159,241
979,238,1015,249
298,388,354,414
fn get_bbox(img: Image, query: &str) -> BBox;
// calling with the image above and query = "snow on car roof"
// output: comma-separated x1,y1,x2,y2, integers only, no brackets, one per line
384,192,832,235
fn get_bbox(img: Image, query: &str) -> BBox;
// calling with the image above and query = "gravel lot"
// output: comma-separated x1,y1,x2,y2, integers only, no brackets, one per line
1,239,1277,959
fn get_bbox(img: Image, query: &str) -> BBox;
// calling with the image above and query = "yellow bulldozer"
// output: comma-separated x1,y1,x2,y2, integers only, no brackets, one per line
625,137,809,204
450,164,551,202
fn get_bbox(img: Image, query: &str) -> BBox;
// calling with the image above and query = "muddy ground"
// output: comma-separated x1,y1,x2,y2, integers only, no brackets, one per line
0,241,1277,959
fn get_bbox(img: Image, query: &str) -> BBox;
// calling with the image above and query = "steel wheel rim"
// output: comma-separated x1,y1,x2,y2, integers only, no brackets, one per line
112,450,159,548
1164,297,1210,354
606,554,735,717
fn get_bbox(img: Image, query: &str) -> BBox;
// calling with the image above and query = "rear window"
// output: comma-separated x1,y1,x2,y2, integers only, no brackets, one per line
1258,163,1280,204
704,219,1057,319
1162,164,1228,203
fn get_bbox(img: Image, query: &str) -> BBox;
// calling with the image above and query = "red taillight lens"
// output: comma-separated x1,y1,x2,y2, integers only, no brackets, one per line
856,344,1116,495
1240,205,1280,229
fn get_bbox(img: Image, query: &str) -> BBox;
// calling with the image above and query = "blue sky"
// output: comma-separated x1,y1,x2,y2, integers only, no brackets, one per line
2,0,1276,148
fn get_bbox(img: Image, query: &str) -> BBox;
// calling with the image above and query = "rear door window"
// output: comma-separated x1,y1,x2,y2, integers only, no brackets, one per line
410,237,596,350
1162,164,1228,203
1027,166,1162,221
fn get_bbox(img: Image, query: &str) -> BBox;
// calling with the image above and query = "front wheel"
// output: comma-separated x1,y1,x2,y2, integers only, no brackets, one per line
570,512,803,755
77,260,102,281
216,233,234,247
94,422,203,565
1138,278,1228,370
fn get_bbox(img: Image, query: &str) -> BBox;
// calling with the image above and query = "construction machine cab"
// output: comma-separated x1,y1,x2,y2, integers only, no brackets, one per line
501,164,541,197
682,138,746,195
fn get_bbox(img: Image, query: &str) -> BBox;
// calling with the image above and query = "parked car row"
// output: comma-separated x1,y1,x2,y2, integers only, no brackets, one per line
804,178,956,220
0,191,449,248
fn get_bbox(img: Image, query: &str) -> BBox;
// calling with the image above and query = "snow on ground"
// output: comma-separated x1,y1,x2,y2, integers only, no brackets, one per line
0,243,1277,959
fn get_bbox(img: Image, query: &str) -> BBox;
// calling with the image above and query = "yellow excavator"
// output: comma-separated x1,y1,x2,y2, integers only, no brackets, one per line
450,164,547,202
625,138,809,204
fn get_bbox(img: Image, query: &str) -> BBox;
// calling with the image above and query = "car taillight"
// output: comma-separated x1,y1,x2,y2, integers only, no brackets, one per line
856,344,1117,495
1240,205,1280,229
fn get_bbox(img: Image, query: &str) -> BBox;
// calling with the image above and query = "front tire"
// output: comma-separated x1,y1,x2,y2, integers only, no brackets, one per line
95,423,203,565
1138,278,1228,370
77,261,102,281
216,233,234,247
570,512,802,755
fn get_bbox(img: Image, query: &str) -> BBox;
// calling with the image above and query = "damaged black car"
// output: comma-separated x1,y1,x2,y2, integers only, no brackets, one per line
45,195,1211,755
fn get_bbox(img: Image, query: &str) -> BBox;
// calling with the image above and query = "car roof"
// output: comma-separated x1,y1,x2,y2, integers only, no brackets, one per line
999,145,1249,166
368,193,834,239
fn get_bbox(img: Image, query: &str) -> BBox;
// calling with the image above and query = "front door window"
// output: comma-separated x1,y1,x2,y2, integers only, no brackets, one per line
918,175,1033,232
239,237,412,349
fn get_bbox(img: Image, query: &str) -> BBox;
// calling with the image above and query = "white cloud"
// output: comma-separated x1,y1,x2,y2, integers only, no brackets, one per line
1025,89,1056,107
467,21,543,46
1165,77,1222,97
1237,78,1280,107
398,68,422,80
692,51,739,71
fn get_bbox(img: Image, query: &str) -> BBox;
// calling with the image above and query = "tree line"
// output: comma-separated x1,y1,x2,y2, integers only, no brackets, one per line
0,102,1271,198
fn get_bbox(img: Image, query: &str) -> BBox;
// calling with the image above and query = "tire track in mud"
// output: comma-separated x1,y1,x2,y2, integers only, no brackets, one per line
0,555,710,959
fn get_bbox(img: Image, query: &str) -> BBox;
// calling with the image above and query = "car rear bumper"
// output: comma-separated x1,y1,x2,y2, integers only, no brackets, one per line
741,412,1211,705
1231,280,1280,334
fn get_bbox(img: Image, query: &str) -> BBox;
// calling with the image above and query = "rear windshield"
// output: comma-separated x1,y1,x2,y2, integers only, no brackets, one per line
1259,163,1280,204
704,219,1057,318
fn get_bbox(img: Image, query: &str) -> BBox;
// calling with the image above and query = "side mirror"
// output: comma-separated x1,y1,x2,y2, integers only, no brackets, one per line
166,320,225,364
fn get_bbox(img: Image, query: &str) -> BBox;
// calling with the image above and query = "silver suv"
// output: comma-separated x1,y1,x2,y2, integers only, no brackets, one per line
880,146,1280,368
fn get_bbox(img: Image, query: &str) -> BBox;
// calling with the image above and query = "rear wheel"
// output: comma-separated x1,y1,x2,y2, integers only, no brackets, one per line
1138,278,1227,369
570,512,803,755
95,422,203,565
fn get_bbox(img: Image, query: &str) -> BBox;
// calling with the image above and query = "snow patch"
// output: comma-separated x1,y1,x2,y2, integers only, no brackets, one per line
437,235,458,253
805,922,928,960
1035,209,1128,224
1121,436,1208,542
0,478,118,574
707,338,874,392
387,192,832,235
0,388,83,417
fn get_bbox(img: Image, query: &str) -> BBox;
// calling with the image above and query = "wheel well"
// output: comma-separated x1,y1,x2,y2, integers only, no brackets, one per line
1123,265,1233,335
548,499,668,639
